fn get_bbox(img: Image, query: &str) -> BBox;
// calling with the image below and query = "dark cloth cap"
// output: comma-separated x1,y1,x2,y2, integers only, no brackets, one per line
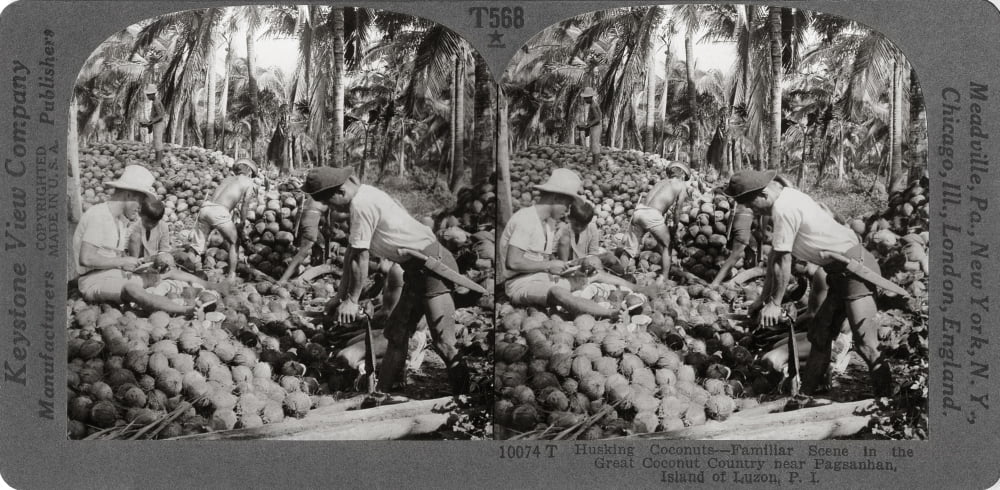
721,169,778,202
302,167,354,196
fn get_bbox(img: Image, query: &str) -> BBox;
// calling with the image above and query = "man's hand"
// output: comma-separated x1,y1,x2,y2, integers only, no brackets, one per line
119,257,142,272
759,302,784,328
324,296,343,318
336,299,361,325
546,260,568,275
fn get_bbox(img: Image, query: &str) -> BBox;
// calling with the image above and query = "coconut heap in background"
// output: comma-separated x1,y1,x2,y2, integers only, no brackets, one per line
69,141,494,439
496,144,928,439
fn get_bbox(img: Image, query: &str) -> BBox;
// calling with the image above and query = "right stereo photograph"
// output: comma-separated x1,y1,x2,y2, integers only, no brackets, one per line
494,4,928,441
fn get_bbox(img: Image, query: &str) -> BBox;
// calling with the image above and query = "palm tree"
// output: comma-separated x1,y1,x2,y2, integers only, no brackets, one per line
676,5,701,166
767,7,782,169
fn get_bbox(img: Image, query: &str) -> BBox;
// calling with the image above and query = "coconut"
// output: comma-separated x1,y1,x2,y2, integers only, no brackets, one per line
283,391,312,418
511,386,536,405
573,343,602,361
214,341,237,363
547,352,573,377
530,372,560,391
88,381,114,402
239,413,264,429
540,389,570,412
618,353,645,378
548,411,584,428
705,394,736,421
510,405,538,431
633,411,660,433
592,356,618,377
495,400,515,426
601,332,626,357
69,396,94,422
570,356,593,378
170,353,195,374
155,368,183,397
261,401,285,424
237,393,265,416
210,390,238,412
89,401,118,428
78,340,104,360
211,409,239,431
654,368,677,388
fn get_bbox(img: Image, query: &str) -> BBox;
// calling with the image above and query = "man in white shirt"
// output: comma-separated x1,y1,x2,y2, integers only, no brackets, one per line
303,167,469,395
724,169,892,397
499,168,619,319
73,165,196,315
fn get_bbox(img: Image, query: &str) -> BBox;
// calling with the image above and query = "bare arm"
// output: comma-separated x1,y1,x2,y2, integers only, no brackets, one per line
278,238,315,283
711,241,746,286
80,242,138,271
344,248,370,304
556,227,572,262
765,250,793,307
507,246,564,275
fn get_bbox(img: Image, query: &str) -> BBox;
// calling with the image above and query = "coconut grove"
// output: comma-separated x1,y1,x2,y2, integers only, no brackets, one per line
493,5,929,441
65,6,496,440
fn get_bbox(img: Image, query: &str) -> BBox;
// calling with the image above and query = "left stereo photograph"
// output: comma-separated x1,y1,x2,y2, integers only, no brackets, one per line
65,5,497,440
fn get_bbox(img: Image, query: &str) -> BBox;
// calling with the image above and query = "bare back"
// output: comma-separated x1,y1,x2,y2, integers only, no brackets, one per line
209,175,256,210
641,178,687,214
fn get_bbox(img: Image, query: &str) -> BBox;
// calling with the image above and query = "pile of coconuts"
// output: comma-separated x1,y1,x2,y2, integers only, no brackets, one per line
494,288,766,439
510,144,754,281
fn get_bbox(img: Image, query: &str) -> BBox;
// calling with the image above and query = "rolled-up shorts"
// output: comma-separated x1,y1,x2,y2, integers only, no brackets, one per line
822,244,880,300
152,122,165,151
589,125,602,154
193,202,233,253
505,272,573,307
78,269,153,303
625,205,667,256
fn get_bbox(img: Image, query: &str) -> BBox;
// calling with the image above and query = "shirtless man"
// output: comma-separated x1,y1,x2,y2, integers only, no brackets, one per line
192,159,259,279
623,162,691,279
139,84,167,165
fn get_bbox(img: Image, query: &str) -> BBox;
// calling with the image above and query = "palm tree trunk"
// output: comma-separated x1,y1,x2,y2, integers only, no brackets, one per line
497,85,513,228
685,32,697,166
331,7,346,167
768,6,783,170
450,52,466,191
68,96,82,223
219,35,234,151
643,48,656,152
657,36,672,155
907,67,926,181
797,127,806,187
472,57,494,185
889,59,905,193
246,19,260,160
206,45,216,149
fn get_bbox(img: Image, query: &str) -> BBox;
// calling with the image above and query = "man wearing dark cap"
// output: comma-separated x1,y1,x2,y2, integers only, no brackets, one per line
302,167,469,395
723,169,892,397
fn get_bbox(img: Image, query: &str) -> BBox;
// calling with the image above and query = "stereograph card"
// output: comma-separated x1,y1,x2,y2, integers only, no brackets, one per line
0,0,997,488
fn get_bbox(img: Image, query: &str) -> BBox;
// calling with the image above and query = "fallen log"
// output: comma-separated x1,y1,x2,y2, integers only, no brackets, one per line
702,416,870,440
272,413,451,441
622,398,875,441
170,396,455,440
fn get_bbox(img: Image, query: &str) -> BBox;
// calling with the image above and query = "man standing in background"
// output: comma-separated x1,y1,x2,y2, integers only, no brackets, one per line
139,83,167,166
577,87,603,166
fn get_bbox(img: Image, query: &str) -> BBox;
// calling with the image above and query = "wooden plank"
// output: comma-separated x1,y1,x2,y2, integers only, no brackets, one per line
624,399,875,441
171,396,455,441
273,413,450,441
702,416,870,440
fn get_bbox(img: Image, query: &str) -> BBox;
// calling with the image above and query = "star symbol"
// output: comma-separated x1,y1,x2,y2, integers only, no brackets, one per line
488,30,505,48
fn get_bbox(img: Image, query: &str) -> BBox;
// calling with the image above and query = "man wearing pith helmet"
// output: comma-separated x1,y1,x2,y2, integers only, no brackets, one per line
139,83,167,165
722,169,892,397
302,167,470,395
73,165,195,315
577,87,603,166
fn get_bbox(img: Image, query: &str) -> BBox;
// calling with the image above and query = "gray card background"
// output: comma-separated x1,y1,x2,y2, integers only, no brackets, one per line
1,0,999,488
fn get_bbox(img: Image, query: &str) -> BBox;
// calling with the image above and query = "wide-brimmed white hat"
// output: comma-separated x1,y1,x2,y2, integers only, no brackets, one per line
533,168,582,198
106,165,157,199
144,83,158,95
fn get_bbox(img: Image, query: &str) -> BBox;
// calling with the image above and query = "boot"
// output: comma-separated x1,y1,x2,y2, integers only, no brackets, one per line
870,360,894,398
447,359,471,396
